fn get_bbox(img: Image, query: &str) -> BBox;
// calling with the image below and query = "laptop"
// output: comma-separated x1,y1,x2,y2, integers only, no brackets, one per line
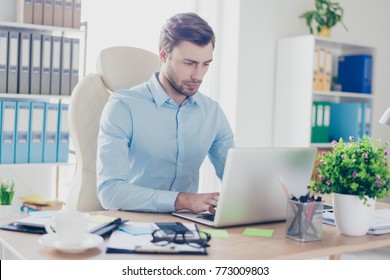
172,147,317,227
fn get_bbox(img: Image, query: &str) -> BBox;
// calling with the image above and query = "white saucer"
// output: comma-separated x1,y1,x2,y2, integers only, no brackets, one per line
38,233,104,253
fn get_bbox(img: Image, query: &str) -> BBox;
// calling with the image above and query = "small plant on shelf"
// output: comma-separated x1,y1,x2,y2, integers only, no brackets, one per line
300,0,347,36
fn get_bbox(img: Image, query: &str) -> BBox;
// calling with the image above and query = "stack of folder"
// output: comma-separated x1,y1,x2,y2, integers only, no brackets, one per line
16,0,82,28
313,47,332,91
0,27,80,96
311,101,372,144
19,194,65,212
0,100,70,164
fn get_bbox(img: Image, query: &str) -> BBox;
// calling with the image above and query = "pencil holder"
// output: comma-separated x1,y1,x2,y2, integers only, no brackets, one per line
286,200,323,242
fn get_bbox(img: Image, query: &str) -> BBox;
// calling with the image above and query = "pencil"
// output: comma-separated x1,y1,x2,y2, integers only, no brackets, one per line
279,177,291,200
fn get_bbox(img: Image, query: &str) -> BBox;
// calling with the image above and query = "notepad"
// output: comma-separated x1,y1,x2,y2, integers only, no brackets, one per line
323,209,390,235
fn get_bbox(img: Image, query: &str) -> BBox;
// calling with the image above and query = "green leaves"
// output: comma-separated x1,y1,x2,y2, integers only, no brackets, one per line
300,11,315,34
0,179,15,205
310,136,390,203
299,0,347,34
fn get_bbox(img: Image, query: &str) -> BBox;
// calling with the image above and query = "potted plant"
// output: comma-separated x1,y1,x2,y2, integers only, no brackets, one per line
310,136,390,236
0,179,15,217
300,0,348,37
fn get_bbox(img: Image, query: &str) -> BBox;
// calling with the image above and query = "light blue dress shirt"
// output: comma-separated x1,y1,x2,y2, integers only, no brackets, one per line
96,73,234,212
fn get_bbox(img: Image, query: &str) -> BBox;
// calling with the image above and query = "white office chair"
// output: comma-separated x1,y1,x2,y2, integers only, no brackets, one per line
67,46,160,211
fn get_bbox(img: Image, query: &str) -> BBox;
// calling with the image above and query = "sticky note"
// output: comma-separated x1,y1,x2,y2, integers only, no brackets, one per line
243,228,274,238
201,230,229,238
89,214,116,224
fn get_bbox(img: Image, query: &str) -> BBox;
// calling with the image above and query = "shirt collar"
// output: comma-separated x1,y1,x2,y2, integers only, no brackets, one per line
148,73,198,107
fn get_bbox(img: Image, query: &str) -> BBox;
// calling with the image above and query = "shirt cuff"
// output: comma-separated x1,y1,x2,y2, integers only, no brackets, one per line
156,190,180,213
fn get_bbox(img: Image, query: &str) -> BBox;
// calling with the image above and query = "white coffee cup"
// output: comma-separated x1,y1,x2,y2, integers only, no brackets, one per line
45,211,89,246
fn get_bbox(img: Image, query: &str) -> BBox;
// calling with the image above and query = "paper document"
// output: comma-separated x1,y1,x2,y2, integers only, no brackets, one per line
106,222,207,255
323,209,390,235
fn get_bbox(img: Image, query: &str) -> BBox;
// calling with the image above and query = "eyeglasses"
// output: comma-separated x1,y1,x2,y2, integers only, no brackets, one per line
151,229,211,248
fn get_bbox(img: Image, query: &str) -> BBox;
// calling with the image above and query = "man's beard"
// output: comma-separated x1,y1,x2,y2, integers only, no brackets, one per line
166,66,201,97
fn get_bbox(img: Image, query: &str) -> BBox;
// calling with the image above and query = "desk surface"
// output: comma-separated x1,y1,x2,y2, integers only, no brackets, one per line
1,207,390,260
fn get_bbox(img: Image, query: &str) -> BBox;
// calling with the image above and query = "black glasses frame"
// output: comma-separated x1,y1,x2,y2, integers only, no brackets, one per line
151,229,211,248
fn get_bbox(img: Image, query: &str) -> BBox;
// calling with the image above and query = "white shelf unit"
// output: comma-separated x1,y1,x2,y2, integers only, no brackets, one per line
273,35,376,148
0,21,85,199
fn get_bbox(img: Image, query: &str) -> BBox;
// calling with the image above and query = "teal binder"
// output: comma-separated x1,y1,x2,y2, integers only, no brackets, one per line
57,103,69,162
28,102,45,163
329,102,368,142
15,101,31,163
1,101,16,164
43,103,59,162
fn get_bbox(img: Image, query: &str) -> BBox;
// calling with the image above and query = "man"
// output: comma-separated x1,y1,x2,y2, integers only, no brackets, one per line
97,12,234,214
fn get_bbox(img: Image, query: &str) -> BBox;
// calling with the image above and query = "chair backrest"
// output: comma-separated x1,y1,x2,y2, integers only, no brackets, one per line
67,46,160,211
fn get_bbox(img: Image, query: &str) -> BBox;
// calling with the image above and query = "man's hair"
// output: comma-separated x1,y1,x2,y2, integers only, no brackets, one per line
159,12,215,53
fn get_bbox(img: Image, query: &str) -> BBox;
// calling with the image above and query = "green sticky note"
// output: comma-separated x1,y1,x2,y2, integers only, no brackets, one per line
201,230,229,238
243,228,274,238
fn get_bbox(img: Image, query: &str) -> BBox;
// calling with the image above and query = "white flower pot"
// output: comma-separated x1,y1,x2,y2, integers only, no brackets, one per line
0,204,14,217
333,193,375,236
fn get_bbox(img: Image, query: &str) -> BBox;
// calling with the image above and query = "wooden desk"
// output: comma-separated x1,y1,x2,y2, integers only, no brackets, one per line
1,209,390,260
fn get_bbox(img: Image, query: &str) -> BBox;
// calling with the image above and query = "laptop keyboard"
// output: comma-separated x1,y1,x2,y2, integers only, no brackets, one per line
197,214,215,222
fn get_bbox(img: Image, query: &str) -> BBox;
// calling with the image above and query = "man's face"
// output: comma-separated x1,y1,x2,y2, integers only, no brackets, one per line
160,41,213,98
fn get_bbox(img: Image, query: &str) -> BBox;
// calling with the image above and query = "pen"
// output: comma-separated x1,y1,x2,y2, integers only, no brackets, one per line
91,218,128,236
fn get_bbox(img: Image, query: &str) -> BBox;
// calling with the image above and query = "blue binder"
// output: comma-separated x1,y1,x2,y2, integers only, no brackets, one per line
338,54,373,94
57,103,69,162
15,101,31,163
361,102,372,137
29,102,45,163
1,101,16,164
43,103,59,163
329,102,366,142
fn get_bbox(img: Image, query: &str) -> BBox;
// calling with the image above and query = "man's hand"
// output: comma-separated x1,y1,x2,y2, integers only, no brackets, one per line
174,192,219,214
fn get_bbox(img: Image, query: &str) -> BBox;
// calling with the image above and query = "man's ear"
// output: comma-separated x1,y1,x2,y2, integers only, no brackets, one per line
159,46,168,62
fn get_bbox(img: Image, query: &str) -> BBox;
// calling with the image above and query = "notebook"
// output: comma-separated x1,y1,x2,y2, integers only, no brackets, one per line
173,147,317,227
0,213,126,237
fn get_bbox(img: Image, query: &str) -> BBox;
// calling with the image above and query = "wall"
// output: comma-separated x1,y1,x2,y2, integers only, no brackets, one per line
234,0,390,147
82,0,197,74
234,0,310,147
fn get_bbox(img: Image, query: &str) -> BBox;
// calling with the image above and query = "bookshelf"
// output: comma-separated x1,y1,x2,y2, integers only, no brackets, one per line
273,35,376,148
0,17,86,202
